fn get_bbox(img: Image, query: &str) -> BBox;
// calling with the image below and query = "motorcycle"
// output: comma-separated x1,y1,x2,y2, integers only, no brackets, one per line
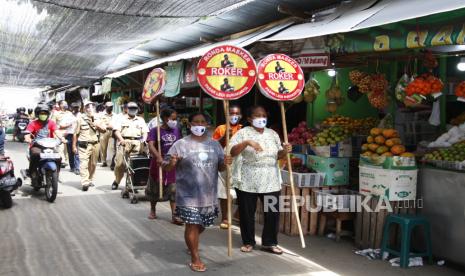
21,138,61,203
0,156,22,208
15,117,29,142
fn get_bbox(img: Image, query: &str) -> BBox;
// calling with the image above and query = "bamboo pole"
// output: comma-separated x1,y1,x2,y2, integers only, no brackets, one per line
279,101,306,248
223,100,233,257
156,99,163,199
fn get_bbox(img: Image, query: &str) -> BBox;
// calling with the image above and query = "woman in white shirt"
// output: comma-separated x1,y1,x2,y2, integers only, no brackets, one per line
230,106,291,255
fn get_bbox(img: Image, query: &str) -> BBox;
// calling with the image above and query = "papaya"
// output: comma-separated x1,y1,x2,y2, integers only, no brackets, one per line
361,143,369,152
375,135,386,145
370,128,383,136
401,152,415,157
382,128,398,138
385,138,402,147
376,146,389,154
391,145,406,155
371,153,380,158
368,143,380,152
367,136,374,143
382,152,394,157
361,151,373,157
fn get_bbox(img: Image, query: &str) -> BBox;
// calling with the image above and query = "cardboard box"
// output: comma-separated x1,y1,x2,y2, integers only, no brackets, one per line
310,139,352,158
281,170,325,188
359,165,417,201
359,155,416,170
290,153,307,167
307,155,349,186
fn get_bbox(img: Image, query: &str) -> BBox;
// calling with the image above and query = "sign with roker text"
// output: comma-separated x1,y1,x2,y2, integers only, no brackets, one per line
142,68,166,103
257,54,305,101
197,45,257,100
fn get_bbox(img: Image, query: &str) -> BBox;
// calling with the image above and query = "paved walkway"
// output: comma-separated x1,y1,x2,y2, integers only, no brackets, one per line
1,141,463,276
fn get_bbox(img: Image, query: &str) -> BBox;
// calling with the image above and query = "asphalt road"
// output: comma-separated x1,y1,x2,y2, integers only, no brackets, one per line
1,140,464,276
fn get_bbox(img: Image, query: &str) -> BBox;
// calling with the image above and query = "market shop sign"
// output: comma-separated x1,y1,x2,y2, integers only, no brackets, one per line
294,53,330,68
257,54,305,101
196,45,257,100
142,68,166,104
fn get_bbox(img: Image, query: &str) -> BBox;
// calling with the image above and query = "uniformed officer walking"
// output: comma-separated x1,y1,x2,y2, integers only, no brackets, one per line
51,100,71,168
111,102,148,190
73,100,106,191
99,102,114,167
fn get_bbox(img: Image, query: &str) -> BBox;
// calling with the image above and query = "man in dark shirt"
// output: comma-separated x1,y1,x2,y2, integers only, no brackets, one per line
221,54,234,68
220,78,234,92
278,82,289,94
275,61,285,73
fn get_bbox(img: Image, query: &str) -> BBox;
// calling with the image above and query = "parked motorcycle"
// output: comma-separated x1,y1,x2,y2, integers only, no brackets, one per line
21,138,61,203
0,156,22,208
15,117,29,142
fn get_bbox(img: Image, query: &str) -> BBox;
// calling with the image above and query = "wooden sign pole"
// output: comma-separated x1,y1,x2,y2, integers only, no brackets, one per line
223,100,233,257
279,102,306,248
156,99,163,199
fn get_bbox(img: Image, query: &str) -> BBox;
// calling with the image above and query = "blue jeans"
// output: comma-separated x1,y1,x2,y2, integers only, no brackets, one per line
0,127,5,155
65,134,80,170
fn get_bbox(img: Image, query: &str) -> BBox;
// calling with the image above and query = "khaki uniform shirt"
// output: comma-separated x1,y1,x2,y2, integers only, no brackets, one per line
113,115,148,139
75,114,100,142
100,112,113,129
51,110,72,134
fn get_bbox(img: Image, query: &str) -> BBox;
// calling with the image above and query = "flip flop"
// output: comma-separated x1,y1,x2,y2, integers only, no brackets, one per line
240,245,254,253
188,263,207,272
172,216,184,225
219,222,229,229
261,246,283,255
148,213,157,220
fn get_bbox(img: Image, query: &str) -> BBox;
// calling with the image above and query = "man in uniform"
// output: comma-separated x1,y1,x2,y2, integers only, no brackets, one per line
51,100,71,168
110,103,128,170
99,102,114,167
111,102,148,191
73,100,106,191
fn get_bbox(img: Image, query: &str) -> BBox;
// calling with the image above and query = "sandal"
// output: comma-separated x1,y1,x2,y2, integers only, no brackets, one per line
188,263,207,272
261,245,283,255
219,221,229,229
148,213,157,220
240,244,254,253
172,216,184,225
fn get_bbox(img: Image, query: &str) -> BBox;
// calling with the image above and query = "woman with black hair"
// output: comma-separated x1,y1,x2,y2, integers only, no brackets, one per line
230,105,291,255
163,112,232,272
146,108,182,224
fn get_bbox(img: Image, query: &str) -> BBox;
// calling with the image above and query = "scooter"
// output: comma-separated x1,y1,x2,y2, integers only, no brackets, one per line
15,118,29,143
21,138,61,203
0,156,22,208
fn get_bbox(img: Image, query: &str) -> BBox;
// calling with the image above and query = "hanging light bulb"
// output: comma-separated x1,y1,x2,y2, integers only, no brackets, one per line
327,69,337,77
457,57,465,71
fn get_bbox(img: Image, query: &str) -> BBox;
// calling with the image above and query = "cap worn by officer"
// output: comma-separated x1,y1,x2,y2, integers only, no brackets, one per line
71,102,81,108
127,102,138,109
83,99,95,107
105,102,113,107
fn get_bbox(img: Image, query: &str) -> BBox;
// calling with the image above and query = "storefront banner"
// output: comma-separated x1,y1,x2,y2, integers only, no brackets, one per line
142,68,166,104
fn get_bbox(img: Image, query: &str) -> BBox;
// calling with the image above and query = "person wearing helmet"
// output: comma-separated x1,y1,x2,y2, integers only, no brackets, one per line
72,100,106,191
13,107,29,142
111,102,148,191
27,108,33,118
24,104,66,178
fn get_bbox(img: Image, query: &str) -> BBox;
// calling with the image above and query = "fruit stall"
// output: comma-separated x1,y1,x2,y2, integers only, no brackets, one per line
261,10,465,266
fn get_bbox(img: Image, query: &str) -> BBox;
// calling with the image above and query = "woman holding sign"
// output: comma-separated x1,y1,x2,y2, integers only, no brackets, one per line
230,105,292,254
163,112,232,272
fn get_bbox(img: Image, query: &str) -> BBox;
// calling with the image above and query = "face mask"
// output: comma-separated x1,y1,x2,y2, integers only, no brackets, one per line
230,115,240,125
128,109,137,116
190,126,206,136
106,107,113,113
252,117,267,129
62,105,68,110
167,120,177,129
38,114,48,121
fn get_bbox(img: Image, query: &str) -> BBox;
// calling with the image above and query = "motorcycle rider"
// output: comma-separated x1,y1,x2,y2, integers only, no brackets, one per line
13,107,29,142
73,100,106,191
24,104,66,186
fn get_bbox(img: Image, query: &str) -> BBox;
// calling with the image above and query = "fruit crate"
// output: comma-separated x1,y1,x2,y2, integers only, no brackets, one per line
423,160,465,171
281,170,326,188
314,188,359,210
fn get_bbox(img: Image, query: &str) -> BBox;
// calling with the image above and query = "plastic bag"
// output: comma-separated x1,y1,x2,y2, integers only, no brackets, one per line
429,101,440,126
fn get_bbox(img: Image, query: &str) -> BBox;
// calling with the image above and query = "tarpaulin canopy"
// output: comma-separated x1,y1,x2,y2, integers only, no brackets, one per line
0,0,337,87
261,0,465,42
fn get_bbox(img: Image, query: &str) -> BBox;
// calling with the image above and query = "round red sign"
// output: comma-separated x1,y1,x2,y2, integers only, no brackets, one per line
142,68,166,104
257,54,305,101
197,45,257,100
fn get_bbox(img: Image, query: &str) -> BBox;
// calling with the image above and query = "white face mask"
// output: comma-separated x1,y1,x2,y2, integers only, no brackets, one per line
230,115,240,125
167,120,177,129
128,109,137,116
190,126,206,136
252,117,267,129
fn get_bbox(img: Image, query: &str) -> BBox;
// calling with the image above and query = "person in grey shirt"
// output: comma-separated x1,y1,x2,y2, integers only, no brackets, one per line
164,112,231,273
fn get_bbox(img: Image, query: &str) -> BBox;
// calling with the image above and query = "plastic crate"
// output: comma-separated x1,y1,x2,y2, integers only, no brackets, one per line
281,170,325,188
314,189,359,210
425,160,465,171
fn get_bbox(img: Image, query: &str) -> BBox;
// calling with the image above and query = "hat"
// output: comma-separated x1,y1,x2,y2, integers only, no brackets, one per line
105,102,113,107
127,102,138,108
71,102,81,108
83,99,95,107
